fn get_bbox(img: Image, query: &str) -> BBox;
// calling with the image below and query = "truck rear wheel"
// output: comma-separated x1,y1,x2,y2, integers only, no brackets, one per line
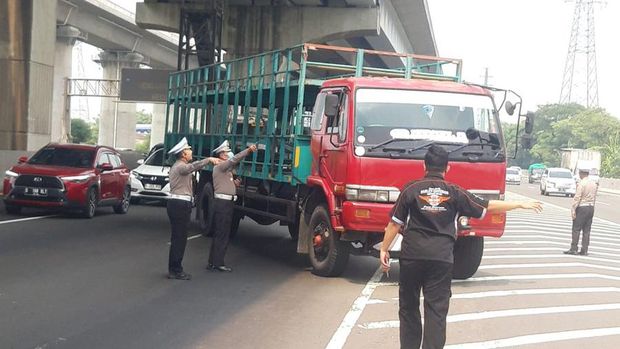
453,236,484,280
308,204,350,277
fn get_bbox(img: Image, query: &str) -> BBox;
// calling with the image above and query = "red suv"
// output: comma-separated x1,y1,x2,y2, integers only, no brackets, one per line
3,143,131,218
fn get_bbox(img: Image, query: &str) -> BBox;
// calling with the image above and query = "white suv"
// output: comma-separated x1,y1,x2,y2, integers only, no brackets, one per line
540,168,576,197
129,148,171,203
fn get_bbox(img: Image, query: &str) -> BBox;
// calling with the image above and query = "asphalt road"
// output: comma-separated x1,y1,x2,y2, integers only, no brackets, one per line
1,182,620,348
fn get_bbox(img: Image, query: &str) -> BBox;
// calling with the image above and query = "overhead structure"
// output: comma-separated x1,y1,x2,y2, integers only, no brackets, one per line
559,0,600,108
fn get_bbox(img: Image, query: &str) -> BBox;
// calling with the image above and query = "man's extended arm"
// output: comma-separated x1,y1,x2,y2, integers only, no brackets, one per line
487,200,543,213
177,157,221,175
380,221,401,271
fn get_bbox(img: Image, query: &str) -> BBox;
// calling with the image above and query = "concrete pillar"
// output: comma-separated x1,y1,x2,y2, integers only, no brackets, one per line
95,51,145,149
51,25,81,143
150,103,166,147
0,0,57,151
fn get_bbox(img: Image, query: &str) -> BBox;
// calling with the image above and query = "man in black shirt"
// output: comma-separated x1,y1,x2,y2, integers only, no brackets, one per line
380,145,542,349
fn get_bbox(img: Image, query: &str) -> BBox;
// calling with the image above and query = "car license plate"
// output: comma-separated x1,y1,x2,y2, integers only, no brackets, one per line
25,187,48,196
144,184,162,190
559,187,566,192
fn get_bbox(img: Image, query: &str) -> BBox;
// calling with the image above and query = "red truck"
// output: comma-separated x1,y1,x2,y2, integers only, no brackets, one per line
164,44,534,278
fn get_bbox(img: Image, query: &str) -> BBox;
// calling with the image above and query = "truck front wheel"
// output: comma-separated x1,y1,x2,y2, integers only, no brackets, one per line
453,236,484,280
308,204,350,277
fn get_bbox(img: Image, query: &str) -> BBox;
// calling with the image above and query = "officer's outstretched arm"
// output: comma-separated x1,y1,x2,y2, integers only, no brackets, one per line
487,200,543,213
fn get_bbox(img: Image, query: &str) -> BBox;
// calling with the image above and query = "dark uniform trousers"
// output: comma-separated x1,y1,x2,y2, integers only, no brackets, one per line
571,206,594,253
167,199,193,273
209,198,234,266
399,258,453,349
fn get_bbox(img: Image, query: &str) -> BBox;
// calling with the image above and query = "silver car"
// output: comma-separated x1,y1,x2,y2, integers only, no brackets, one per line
540,168,576,197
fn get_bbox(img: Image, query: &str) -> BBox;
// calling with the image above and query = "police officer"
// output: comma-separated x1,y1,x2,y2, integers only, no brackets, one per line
380,145,542,349
564,167,598,256
207,140,257,272
167,137,222,280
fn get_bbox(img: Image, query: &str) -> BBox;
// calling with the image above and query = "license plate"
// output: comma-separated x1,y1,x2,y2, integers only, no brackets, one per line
25,187,48,196
559,187,566,191
144,184,162,190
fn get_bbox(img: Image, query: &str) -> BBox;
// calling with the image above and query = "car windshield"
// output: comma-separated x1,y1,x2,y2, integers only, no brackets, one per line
506,169,519,175
145,149,165,166
355,88,500,145
28,147,95,168
549,171,572,179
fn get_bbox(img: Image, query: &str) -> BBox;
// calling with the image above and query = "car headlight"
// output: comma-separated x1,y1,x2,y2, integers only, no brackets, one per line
61,174,92,184
130,171,143,180
345,185,400,203
4,170,18,185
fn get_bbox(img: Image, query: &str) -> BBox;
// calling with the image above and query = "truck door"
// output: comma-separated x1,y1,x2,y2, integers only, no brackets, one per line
313,88,349,190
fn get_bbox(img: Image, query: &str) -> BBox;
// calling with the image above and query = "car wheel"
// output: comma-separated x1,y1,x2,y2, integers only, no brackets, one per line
81,188,97,218
113,186,130,214
5,204,22,215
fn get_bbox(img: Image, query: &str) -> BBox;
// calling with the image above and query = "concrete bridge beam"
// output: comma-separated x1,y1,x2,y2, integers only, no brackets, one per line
95,51,145,149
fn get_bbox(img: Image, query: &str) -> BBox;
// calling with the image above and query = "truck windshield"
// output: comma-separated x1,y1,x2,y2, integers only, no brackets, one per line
28,147,95,168
354,88,502,160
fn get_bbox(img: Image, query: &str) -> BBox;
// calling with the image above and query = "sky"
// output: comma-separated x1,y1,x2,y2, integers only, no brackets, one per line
72,0,620,122
427,0,620,120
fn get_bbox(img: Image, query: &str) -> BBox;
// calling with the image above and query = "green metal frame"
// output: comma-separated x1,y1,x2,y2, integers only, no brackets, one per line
164,43,463,184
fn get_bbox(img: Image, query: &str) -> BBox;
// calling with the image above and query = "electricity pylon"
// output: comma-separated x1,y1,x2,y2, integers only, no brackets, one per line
559,0,601,108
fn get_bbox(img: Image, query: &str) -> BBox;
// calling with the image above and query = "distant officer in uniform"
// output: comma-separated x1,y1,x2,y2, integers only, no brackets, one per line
207,140,257,272
564,167,598,256
166,137,222,280
380,145,542,349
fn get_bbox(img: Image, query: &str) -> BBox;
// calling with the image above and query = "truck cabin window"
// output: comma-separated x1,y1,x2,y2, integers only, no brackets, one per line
354,88,501,159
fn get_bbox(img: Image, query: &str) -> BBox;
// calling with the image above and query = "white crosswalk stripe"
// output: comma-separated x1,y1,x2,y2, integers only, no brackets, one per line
327,192,620,348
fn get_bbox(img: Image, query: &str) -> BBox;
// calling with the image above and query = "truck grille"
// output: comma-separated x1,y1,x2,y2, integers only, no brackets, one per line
15,175,64,189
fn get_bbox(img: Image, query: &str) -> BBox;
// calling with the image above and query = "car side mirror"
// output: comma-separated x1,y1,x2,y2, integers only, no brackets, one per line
17,156,28,164
324,94,339,118
99,163,114,171
137,159,144,165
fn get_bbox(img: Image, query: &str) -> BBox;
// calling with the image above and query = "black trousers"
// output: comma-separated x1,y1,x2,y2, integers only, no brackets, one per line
571,205,594,253
208,198,234,266
167,199,193,273
399,259,453,349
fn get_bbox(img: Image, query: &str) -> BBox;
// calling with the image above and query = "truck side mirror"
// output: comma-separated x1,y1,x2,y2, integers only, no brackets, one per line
523,111,535,134
521,134,533,149
324,94,339,118
505,101,516,116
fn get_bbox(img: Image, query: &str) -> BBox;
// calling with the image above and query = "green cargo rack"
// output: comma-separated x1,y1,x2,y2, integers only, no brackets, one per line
165,43,462,184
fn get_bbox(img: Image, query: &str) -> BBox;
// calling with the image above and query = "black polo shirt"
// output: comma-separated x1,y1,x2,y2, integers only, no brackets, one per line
390,172,489,263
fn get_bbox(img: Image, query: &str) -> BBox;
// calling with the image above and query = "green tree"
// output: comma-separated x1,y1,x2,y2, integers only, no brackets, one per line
87,119,99,145
70,118,92,144
136,138,151,154
136,110,152,124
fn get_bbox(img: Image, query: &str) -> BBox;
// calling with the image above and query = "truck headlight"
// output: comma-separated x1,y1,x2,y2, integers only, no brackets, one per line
345,185,400,203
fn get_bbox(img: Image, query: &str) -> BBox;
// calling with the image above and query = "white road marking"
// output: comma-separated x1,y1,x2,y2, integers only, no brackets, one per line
482,254,620,265
479,262,620,273
0,215,56,225
443,327,620,348
452,287,620,299
486,240,620,254
452,273,620,283
493,234,620,248
596,201,611,206
325,267,384,349
359,303,620,329
166,234,203,245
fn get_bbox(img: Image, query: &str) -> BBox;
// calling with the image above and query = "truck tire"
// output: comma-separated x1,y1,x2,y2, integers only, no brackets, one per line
199,182,215,237
308,204,350,277
453,236,484,280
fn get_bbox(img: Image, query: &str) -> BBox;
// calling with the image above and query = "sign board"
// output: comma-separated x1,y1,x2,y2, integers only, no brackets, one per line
120,68,172,102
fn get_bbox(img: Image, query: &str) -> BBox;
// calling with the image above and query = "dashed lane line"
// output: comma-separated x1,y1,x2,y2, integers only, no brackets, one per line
453,272,620,283
0,215,56,225
324,267,384,349
482,254,620,265
479,262,620,273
